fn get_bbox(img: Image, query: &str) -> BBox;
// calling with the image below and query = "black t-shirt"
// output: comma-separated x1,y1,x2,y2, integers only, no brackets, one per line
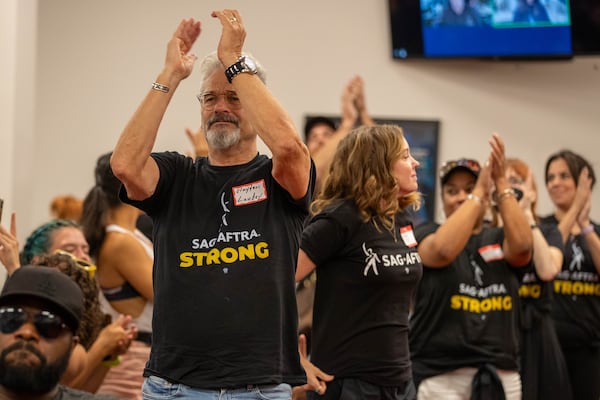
515,223,563,326
301,200,422,387
120,152,315,388
539,215,600,347
410,222,521,383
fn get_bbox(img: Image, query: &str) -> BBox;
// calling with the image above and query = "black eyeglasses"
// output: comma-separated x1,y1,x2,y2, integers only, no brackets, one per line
439,159,481,180
0,307,69,339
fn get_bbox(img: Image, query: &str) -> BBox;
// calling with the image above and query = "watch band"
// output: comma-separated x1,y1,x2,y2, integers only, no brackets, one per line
224,56,257,83
225,58,243,83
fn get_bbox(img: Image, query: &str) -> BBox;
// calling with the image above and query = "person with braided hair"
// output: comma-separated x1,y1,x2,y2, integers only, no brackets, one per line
29,252,136,393
21,219,90,268
3,219,137,394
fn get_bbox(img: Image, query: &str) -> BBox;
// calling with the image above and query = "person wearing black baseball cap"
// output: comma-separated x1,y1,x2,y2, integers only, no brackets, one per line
410,133,533,399
0,265,118,399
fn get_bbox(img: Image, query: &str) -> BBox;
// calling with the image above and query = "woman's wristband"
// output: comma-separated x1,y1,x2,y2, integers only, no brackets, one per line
581,224,594,236
102,355,121,368
466,193,482,204
496,188,516,203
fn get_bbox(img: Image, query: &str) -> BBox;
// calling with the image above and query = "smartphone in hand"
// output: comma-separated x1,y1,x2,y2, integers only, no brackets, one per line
0,198,4,224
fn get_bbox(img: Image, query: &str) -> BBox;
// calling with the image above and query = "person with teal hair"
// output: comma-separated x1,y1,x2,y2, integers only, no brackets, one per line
21,219,90,266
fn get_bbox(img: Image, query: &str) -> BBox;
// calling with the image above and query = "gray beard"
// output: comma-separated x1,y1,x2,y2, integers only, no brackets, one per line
206,127,241,149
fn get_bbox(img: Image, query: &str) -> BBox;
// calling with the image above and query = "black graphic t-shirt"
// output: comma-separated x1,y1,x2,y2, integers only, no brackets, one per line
515,223,563,327
301,200,422,387
410,222,521,384
120,151,315,388
540,215,600,346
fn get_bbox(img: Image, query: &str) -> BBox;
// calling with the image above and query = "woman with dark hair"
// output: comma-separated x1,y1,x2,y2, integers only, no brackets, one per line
296,124,422,400
540,149,600,400
81,152,154,399
493,158,572,400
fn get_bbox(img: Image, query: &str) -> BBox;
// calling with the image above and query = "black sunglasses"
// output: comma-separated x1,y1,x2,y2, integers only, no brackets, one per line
0,307,69,339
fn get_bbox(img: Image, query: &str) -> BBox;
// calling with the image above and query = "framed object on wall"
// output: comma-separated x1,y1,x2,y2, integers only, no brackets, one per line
304,115,440,224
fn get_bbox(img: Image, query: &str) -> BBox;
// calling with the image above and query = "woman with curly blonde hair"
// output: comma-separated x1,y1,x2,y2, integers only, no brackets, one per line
296,124,422,400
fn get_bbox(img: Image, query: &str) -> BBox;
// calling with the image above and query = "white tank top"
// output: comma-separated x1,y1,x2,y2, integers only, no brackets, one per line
100,224,154,333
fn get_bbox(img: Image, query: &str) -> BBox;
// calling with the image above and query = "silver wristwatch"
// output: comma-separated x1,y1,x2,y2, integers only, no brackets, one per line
224,56,258,83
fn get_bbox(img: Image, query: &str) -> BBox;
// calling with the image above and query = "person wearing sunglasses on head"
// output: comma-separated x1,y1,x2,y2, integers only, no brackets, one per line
409,133,533,400
81,151,154,400
2,219,137,395
490,158,572,400
0,265,119,399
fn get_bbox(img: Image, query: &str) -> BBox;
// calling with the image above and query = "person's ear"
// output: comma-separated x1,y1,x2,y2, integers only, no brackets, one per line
71,335,79,349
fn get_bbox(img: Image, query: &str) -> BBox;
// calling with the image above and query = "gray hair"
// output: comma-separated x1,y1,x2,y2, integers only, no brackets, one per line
197,51,267,93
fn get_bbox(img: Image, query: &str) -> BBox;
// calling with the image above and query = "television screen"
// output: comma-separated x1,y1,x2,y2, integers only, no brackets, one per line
390,0,573,59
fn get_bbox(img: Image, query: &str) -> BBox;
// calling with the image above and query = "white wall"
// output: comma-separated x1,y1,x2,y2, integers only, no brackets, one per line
0,0,18,219
2,0,37,282
9,0,600,244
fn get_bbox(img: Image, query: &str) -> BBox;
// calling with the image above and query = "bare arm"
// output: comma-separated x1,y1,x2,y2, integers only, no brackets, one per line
64,315,136,391
490,134,532,266
532,228,563,281
312,77,358,189
185,126,209,158
418,161,492,267
352,75,375,126
555,168,592,243
103,234,154,302
295,333,334,397
576,181,600,274
111,19,202,201
212,9,311,199
0,213,20,276
581,226,600,275
519,171,561,280
296,249,317,282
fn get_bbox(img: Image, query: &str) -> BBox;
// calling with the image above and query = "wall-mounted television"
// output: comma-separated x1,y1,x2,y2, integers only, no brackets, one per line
389,0,575,59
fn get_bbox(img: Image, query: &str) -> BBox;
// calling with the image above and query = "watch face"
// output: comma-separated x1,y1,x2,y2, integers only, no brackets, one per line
242,56,257,72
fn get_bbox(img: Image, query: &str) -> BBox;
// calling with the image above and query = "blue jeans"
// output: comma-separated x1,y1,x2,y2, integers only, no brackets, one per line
142,375,292,400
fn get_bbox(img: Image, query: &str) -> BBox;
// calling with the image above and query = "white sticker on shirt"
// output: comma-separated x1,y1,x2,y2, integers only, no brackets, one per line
400,225,417,247
232,179,268,206
478,244,504,262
